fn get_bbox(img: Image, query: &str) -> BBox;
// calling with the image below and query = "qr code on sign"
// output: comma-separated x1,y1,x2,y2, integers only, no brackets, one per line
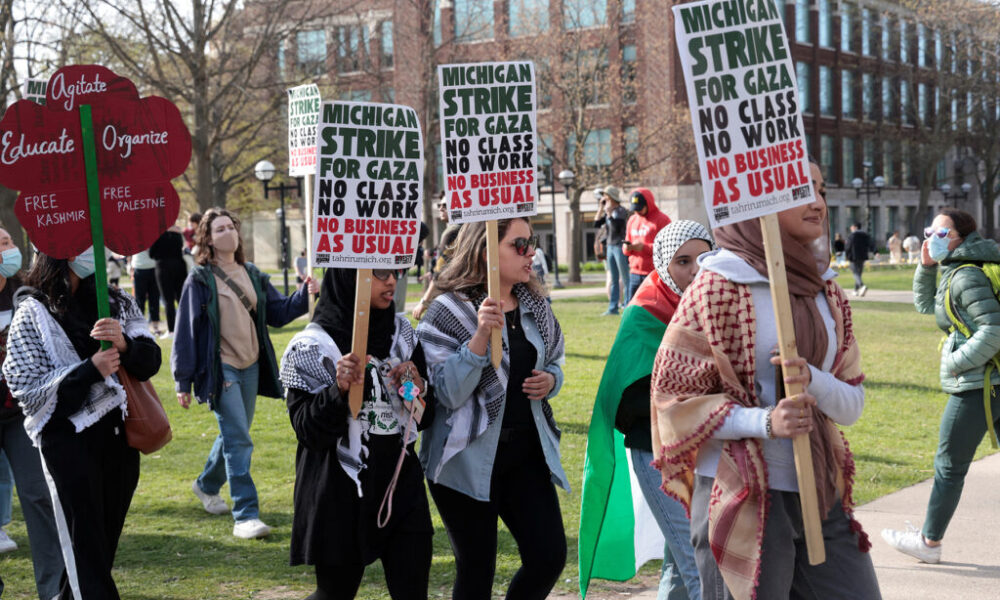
450,210,463,220
317,253,330,262
394,255,410,265
792,185,811,200
517,203,534,213
714,207,730,221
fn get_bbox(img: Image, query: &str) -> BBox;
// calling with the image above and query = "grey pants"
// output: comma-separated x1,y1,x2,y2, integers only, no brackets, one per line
691,475,881,600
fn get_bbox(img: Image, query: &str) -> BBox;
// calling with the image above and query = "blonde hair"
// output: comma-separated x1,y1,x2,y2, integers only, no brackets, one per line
432,218,546,301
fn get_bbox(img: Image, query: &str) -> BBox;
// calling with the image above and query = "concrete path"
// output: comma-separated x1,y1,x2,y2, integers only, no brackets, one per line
549,285,915,304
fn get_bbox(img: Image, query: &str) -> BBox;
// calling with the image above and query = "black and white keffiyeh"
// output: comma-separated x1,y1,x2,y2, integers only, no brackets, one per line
652,220,715,296
3,294,152,444
416,284,564,479
280,316,418,497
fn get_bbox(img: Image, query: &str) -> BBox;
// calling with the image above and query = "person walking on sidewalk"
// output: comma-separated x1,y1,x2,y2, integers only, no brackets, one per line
882,208,1000,564
172,208,319,540
845,223,873,296
624,188,671,303
595,186,629,315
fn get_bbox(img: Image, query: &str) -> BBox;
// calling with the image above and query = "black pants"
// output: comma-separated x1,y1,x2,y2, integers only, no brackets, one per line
40,409,140,600
850,261,865,290
311,530,431,600
428,429,567,600
155,258,187,332
133,267,160,322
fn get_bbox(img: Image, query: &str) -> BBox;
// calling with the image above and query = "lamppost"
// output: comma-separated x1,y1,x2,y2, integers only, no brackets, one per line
254,160,301,295
851,161,885,237
940,182,972,208
547,166,574,289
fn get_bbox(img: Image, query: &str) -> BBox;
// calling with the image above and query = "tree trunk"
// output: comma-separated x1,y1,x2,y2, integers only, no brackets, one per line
568,187,582,283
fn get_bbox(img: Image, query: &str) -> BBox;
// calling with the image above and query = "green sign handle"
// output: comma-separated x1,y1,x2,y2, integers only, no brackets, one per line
79,105,111,351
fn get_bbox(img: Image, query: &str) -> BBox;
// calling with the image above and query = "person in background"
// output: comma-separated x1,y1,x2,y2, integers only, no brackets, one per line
172,208,319,540
845,222,873,296
106,253,124,288
532,246,549,285
295,250,308,291
393,223,430,314
594,186,630,316
413,201,461,321
183,212,201,252
417,218,568,600
149,225,188,339
5,246,162,599
833,232,846,266
130,248,162,334
580,221,715,600
903,232,921,264
624,188,671,302
888,231,903,264
281,268,436,600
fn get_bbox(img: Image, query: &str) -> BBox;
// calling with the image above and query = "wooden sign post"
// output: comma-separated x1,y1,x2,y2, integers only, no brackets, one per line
672,0,826,565
349,269,372,415
485,221,503,367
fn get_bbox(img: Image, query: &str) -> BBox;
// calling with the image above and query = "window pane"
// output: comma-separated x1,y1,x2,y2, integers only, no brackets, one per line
861,8,872,56
277,38,286,79
901,81,911,124
917,24,927,67
795,0,810,43
564,0,606,29
882,76,894,121
842,137,856,186
918,83,928,123
821,135,836,183
621,45,637,104
818,0,832,47
455,0,494,42
509,0,548,36
622,0,635,24
624,126,639,174
841,70,855,118
883,140,896,186
880,15,890,61
862,72,874,120
797,61,811,113
297,30,326,75
899,20,908,63
381,21,393,69
840,3,852,52
820,66,833,116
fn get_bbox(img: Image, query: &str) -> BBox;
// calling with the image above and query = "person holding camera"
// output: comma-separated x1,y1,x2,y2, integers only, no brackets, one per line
594,185,629,316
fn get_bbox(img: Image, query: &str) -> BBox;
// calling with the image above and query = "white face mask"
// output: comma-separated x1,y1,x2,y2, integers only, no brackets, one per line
212,230,239,254
69,246,96,278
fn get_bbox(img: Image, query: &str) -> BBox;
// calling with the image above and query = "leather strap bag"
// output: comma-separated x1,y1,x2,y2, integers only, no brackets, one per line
121,368,172,454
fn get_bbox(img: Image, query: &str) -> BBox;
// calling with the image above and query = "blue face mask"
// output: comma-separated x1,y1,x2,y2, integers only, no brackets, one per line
0,247,21,278
69,246,96,279
928,235,952,261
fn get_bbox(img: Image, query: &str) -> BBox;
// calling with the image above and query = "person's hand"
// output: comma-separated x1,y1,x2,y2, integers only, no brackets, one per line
921,239,937,267
473,297,504,341
388,361,425,397
304,276,320,295
770,393,817,438
523,369,555,400
412,300,428,321
91,318,127,352
177,392,192,409
91,347,120,378
769,355,812,390
336,352,367,393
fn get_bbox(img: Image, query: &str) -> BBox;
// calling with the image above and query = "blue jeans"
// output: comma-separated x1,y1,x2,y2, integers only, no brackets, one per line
0,451,11,527
197,362,260,522
631,448,700,600
628,272,647,304
606,245,630,312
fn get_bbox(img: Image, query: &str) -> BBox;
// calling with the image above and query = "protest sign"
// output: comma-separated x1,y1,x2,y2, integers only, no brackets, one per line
288,84,321,177
438,61,539,224
673,0,824,566
674,0,813,229
22,78,47,105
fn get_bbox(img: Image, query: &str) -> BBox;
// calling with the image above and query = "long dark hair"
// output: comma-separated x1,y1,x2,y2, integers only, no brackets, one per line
194,207,246,265
20,253,124,317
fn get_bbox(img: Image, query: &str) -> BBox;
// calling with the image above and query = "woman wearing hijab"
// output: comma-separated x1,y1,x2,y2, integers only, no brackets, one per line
650,161,881,599
4,246,161,599
280,268,435,600
416,218,568,600
579,221,713,600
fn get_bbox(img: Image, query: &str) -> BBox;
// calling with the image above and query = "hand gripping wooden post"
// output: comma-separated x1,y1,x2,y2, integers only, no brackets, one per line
486,221,502,368
760,213,825,565
349,269,372,417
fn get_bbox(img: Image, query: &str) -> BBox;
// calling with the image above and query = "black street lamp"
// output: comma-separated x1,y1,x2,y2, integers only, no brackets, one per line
939,182,972,208
851,161,885,237
545,166,574,289
254,160,301,296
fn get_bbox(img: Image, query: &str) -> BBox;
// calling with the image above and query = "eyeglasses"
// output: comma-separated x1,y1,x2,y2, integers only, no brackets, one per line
924,226,951,239
511,236,539,256
373,269,401,281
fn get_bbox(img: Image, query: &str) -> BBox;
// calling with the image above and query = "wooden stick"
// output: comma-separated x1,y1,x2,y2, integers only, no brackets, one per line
485,221,502,368
303,174,314,315
759,213,826,565
349,269,372,417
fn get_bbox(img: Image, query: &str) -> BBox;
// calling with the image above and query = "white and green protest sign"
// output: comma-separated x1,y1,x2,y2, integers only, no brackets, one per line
438,61,539,224
22,78,47,105
311,101,423,269
674,0,813,228
287,84,321,177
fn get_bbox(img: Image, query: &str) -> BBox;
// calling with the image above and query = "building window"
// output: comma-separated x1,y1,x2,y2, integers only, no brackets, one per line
882,76,895,121
918,83,928,123
841,70,855,118
819,66,833,116
455,0,494,42
624,126,639,176
899,19,908,63
797,61,811,113
863,139,875,169
936,157,947,185
934,30,943,66
902,142,915,186
842,137,856,186
382,87,395,103
564,0,606,29
821,135,836,183
277,38,286,79
621,45,637,104
840,2,853,52
917,24,927,67
795,0,810,43
880,14,891,61
862,72,874,120
380,21,393,69
883,140,897,186
340,89,372,102
861,8,872,56
567,128,612,168
335,26,367,74
296,30,326,76
818,0,832,47
901,81,912,125
509,0,548,36
622,0,635,24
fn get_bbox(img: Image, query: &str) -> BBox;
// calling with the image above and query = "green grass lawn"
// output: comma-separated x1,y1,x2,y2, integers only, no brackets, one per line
0,292,991,599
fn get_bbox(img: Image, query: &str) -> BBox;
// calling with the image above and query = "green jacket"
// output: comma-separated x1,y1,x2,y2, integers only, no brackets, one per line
913,232,1000,393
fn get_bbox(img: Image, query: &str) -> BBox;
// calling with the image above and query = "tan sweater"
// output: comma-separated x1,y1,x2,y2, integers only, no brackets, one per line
214,261,259,369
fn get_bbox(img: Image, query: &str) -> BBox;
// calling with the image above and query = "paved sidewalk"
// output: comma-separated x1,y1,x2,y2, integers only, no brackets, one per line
549,285,916,304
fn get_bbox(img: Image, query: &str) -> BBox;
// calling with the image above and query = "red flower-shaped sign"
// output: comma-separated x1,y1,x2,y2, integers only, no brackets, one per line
0,65,191,258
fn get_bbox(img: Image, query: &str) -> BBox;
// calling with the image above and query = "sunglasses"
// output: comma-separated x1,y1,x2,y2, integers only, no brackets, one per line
373,269,402,281
924,226,951,239
511,236,539,256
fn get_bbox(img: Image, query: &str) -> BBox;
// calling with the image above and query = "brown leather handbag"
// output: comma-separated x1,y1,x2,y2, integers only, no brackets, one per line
120,369,172,454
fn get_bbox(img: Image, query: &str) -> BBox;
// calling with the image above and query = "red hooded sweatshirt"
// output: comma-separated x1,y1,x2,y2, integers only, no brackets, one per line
623,188,671,276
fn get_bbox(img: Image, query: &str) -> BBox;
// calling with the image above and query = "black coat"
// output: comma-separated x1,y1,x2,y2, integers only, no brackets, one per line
845,230,873,263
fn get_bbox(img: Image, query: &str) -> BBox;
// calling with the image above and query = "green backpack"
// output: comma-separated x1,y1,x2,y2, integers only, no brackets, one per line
944,263,1000,448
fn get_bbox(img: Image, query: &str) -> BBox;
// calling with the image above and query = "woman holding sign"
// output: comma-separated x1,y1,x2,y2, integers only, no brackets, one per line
4,247,161,599
649,162,880,600
280,267,435,600
172,208,319,540
417,217,568,600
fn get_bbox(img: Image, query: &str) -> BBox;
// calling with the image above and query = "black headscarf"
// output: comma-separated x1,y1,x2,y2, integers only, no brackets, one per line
312,268,397,359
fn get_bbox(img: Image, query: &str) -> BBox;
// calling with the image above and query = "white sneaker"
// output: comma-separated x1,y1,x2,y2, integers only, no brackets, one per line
159,331,172,340
0,529,16,553
192,481,229,515
881,523,942,564
859,285,868,297
233,518,272,539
